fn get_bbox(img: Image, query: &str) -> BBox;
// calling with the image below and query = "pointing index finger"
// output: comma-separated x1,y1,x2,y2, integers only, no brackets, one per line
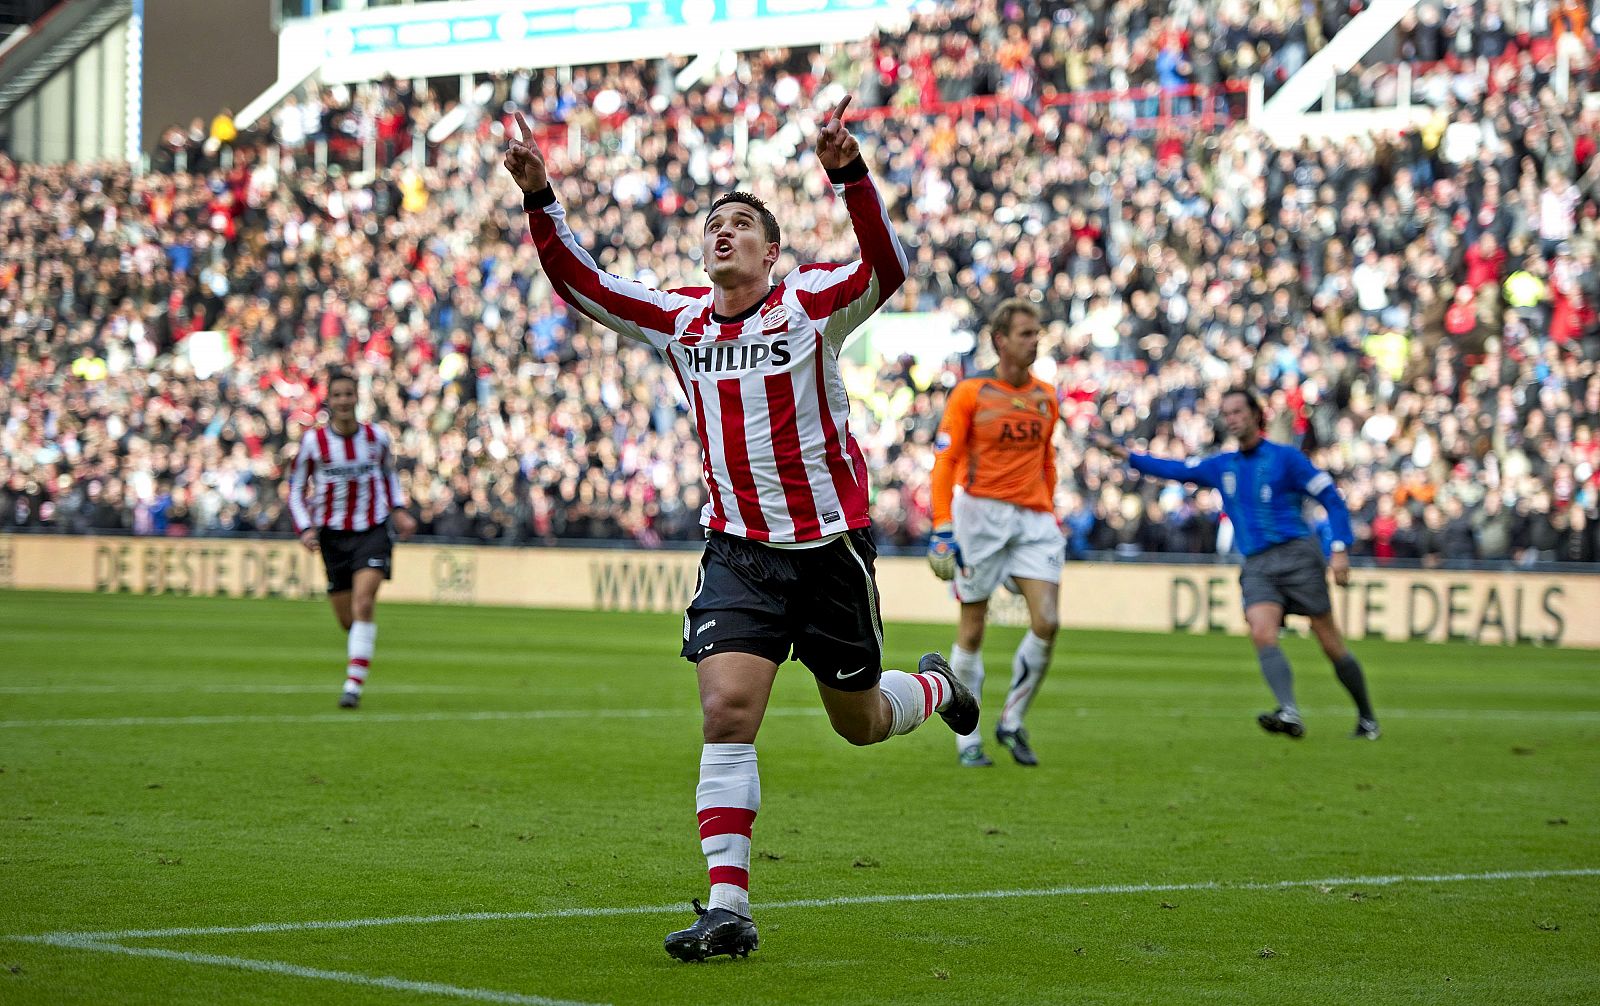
830,95,852,126
514,111,533,144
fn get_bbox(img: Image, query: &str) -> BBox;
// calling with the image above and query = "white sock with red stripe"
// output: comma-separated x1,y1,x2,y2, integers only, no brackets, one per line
696,743,759,918
345,621,375,694
949,645,984,751
879,668,951,737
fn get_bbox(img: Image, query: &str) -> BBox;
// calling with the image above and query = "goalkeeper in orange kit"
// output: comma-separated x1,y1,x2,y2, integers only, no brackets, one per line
927,298,1064,767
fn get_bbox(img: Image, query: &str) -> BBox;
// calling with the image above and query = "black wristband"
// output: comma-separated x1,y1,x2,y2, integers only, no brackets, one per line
824,155,869,186
522,186,557,211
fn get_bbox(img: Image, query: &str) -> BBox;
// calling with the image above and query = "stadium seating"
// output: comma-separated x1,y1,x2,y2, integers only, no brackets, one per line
1,1,1596,566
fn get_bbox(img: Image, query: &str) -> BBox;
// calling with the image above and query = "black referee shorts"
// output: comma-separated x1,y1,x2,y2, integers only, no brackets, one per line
680,529,885,692
1239,536,1332,617
318,521,395,594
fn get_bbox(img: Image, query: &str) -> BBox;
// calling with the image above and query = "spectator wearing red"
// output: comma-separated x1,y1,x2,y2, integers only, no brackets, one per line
1464,232,1507,289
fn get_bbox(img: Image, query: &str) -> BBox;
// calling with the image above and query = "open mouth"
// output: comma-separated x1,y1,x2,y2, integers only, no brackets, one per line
714,240,734,258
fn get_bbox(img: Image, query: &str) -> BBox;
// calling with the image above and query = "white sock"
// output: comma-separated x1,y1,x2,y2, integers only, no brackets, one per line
345,621,375,693
697,743,759,917
879,668,950,737
950,645,984,751
999,631,1052,733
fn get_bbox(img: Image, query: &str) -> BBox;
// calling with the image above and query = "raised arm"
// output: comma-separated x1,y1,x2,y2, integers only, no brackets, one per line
1128,452,1222,487
1095,433,1222,489
790,97,909,349
504,111,697,348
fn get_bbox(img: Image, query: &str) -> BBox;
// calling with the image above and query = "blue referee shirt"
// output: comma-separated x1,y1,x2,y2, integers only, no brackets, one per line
1127,441,1354,558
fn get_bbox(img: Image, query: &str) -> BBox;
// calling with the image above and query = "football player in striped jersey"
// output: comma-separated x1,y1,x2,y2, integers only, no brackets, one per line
289,369,416,708
506,98,979,961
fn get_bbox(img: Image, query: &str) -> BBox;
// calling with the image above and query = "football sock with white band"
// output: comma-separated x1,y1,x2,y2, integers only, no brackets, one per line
879,668,950,737
696,743,759,918
345,621,375,694
949,645,984,750
999,630,1051,733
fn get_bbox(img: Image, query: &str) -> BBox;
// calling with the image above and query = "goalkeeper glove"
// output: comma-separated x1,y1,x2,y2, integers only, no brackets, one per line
927,524,965,581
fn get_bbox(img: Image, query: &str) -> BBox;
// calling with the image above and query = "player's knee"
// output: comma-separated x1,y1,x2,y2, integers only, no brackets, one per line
700,690,762,742
1031,614,1059,641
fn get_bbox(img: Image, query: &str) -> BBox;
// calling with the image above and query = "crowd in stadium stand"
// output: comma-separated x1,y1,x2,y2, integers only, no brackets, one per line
2,1,1599,566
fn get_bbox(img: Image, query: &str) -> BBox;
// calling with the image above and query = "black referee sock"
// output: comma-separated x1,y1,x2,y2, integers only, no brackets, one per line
1333,654,1375,721
1256,645,1297,714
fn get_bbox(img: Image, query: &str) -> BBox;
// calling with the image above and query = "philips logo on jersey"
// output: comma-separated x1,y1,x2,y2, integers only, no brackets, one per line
319,461,379,481
685,339,792,374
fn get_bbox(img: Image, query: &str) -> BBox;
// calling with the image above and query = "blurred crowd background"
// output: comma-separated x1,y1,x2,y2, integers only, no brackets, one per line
3,0,1598,567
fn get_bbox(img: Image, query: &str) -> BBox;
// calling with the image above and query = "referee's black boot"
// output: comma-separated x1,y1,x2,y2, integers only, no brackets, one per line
920,652,980,736
1257,707,1305,738
664,899,758,962
1349,717,1381,740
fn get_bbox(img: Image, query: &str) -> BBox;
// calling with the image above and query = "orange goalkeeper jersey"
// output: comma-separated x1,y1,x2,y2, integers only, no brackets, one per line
931,371,1059,526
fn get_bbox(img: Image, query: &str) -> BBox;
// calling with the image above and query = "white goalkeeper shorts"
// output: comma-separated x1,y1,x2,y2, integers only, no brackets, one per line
951,492,1064,603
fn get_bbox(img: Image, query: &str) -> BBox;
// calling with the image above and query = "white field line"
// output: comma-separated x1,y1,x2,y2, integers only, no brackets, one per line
3,706,1598,729
1072,706,1600,722
13,938,598,1006
0,684,496,695
23,867,1599,944
0,709,703,729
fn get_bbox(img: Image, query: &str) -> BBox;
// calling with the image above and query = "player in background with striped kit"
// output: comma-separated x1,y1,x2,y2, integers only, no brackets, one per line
504,98,979,962
927,299,1065,767
288,369,417,709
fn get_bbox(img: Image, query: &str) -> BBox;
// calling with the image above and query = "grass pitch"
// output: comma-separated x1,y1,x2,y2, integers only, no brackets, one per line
1,590,1596,1005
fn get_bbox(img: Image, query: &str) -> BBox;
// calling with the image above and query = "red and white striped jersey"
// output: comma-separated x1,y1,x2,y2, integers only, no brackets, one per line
287,422,406,533
525,163,907,543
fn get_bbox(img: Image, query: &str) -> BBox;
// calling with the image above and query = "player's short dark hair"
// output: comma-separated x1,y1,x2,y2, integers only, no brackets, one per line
326,368,357,393
988,298,1041,344
708,191,780,246
1224,387,1267,429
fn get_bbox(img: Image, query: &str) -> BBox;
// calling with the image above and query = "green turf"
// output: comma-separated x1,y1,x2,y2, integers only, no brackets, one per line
1,589,1596,1005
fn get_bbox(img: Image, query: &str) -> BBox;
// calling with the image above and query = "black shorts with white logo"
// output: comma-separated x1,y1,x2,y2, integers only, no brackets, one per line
680,529,885,692
318,520,395,594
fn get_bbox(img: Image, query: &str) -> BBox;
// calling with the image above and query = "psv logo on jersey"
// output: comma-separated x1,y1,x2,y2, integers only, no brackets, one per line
761,305,790,333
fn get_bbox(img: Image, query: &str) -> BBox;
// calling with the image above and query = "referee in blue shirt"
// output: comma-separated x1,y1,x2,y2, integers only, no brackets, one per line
1096,389,1378,740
